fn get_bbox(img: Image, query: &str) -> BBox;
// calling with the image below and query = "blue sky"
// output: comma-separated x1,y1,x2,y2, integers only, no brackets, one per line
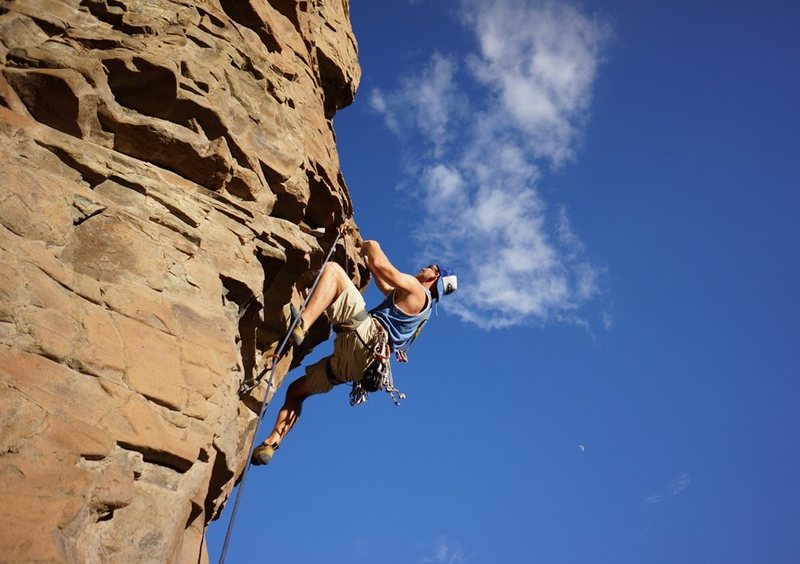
208,1,800,562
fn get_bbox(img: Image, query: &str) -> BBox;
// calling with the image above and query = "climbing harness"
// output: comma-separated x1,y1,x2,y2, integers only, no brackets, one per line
333,288,435,406
329,311,406,406
216,228,343,564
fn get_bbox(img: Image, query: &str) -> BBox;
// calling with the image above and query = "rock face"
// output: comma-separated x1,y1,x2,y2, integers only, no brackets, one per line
0,0,365,561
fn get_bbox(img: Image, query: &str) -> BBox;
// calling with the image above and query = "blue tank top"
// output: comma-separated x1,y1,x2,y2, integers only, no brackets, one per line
369,290,432,352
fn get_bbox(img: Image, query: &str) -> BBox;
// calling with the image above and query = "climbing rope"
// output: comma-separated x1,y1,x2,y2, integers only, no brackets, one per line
216,228,343,564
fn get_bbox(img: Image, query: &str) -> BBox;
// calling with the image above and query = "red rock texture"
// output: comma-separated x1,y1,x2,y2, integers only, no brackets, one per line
0,0,365,560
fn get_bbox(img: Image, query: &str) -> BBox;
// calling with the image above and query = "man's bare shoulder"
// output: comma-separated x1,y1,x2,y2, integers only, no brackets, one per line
393,275,428,315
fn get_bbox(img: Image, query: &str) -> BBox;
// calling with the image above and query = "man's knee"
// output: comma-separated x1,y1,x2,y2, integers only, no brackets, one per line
322,261,347,282
285,373,328,403
286,377,309,401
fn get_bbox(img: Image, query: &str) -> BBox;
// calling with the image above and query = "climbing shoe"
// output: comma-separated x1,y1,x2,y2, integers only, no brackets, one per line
251,443,278,466
289,304,305,346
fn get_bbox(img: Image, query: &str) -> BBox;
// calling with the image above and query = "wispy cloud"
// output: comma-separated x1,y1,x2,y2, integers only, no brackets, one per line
370,52,467,159
371,0,611,329
462,0,609,165
421,536,468,563
644,472,691,504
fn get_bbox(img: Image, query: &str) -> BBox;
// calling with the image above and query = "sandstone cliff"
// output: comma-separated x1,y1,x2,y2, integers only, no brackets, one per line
0,0,365,561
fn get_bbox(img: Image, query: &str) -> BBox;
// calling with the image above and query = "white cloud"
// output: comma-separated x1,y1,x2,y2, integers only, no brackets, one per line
463,0,610,165
370,0,610,329
644,472,691,504
369,88,387,113
556,206,583,257
422,164,468,213
421,536,468,564
370,53,466,159
601,310,614,330
414,54,464,158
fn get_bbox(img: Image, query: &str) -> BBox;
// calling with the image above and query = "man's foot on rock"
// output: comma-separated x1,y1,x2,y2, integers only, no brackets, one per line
289,304,305,346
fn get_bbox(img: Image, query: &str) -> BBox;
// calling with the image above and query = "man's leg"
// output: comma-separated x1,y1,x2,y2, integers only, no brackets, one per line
252,357,334,465
252,266,365,465
251,375,316,465
262,374,315,447
292,262,352,344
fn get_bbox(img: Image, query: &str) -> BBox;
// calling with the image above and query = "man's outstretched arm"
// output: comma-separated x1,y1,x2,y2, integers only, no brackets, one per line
362,240,401,295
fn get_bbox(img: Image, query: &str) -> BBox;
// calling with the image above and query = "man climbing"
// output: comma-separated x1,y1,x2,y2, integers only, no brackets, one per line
251,237,457,465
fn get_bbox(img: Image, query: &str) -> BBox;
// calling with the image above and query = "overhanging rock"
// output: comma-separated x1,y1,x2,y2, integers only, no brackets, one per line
0,0,366,561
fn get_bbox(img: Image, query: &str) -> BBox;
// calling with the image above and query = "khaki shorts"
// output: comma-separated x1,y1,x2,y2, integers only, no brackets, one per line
304,283,384,395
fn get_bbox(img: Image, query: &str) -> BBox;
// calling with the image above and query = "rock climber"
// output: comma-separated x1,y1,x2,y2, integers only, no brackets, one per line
251,236,457,465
